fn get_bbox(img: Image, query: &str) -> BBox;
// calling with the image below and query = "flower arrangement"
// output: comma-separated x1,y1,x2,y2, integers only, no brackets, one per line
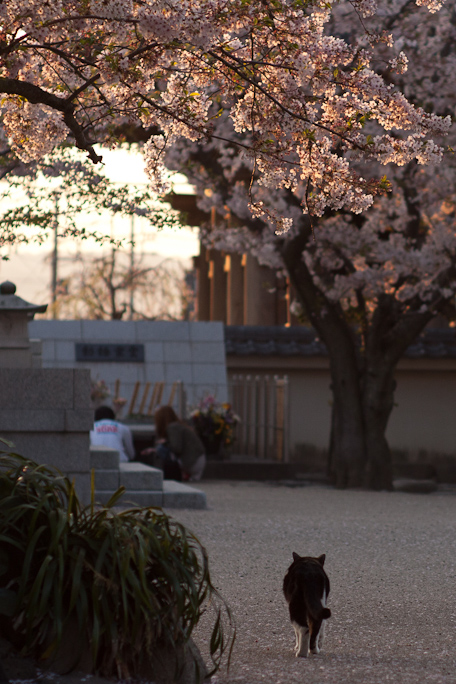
90,379,110,406
190,395,240,450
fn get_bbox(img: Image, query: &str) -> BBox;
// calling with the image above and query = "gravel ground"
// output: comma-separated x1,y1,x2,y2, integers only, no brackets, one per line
165,480,456,684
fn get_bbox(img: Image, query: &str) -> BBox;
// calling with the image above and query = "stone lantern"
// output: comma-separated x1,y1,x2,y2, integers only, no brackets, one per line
0,281,47,367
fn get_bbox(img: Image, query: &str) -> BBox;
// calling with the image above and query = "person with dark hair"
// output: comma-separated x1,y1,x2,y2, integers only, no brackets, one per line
90,405,135,463
141,405,206,482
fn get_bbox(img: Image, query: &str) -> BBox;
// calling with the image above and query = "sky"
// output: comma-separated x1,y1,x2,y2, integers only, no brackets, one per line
0,146,200,306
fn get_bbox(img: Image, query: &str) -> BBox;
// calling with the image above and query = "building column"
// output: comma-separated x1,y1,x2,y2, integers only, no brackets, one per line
209,249,227,322
194,246,211,321
226,253,244,325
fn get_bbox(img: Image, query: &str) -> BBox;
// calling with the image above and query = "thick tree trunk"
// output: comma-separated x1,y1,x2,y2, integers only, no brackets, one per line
361,365,396,490
326,343,366,488
282,227,435,491
360,299,434,489
282,228,366,488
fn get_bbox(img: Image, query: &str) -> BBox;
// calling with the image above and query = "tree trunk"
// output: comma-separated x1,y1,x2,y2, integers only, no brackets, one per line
361,364,396,490
281,228,366,488
282,226,435,491
326,341,366,488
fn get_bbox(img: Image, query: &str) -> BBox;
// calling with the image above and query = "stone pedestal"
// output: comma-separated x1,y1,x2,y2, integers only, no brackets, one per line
0,369,93,503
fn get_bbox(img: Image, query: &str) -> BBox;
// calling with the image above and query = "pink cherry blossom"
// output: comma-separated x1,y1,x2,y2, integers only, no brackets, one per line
0,0,451,224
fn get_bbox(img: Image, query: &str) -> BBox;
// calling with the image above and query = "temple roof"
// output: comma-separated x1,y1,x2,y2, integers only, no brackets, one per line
224,325,456,359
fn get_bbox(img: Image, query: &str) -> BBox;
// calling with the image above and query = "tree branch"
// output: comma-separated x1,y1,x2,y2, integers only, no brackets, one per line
0,77,102,163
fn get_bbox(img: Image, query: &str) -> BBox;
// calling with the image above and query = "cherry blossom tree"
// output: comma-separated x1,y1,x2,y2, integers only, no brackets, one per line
165,0,456,489
0,146,181,250
1,0,454,488
0,0,451,238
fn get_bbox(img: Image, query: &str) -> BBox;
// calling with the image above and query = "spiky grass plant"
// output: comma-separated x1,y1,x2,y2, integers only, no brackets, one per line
0,443,233,679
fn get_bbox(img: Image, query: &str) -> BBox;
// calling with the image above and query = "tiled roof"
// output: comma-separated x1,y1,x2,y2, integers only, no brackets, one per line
224,325,456,358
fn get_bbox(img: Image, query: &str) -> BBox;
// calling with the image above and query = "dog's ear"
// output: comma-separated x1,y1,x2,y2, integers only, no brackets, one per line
317,554,326,566
292,552,301,562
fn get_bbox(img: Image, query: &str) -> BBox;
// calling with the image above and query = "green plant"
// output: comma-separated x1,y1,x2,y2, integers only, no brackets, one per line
0,441,234,679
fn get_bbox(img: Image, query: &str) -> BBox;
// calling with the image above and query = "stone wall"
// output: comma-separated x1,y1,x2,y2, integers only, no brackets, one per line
0,368,93,502
28,320,228,413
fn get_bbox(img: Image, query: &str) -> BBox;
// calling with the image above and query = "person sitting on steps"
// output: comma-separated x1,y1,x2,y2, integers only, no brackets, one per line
141,405,206,482
90,405,135,463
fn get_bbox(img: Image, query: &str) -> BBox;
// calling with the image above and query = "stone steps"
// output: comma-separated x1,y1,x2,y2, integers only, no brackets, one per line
90,445,206,510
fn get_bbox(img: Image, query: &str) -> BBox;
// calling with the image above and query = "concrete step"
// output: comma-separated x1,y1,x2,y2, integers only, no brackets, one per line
90,446,206,509
92,468,120,491
90,445,119,469
119,461,163,491
162,480,207,510
94,480,207,510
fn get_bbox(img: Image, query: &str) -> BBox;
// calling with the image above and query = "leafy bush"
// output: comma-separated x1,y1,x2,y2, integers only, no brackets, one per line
0,442,233,679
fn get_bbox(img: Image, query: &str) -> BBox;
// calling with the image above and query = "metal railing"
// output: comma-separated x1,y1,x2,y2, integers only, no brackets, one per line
228,374,289,462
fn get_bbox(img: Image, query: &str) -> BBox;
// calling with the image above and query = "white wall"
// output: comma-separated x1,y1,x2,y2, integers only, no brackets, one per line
227,355,456,459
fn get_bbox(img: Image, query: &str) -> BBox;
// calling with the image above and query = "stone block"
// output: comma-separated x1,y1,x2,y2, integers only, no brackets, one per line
90,445,120,469
144,342,165,363
0,369,75,410
137,320,190,341
29,320,82,340
55,341,76,362
64,409,94,432
3,433,91,472
164,363,193,385
163,342,193,363
81,320,136,341
119,461,163,491
40,339,56,362
191,342,225,364
0,349,34,368
89,363,141,384
30,339,42,354
93,469,120,491
70,472,91,505
162,481,207,509
191,363,227,385
96,490,163,508
143,363,166,383
189,321,224,342
31,355,42,369
53,361,78,370
0,409,64,432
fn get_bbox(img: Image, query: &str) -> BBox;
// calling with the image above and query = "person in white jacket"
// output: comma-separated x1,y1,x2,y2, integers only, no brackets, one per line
90,405,135,463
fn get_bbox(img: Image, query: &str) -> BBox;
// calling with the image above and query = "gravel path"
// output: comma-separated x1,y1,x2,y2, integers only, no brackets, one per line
166,480,456,684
